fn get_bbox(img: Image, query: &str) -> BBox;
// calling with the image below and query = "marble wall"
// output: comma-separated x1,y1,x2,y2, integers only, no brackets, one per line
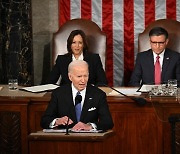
31,0,58,85
0,0,32,85
0,0,58,85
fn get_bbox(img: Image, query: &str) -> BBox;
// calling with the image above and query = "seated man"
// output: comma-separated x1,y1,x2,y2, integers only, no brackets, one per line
41,60,114,131
129,27,180,87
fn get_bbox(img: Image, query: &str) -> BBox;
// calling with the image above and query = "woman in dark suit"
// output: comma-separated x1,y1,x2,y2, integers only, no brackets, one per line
47,30,107,86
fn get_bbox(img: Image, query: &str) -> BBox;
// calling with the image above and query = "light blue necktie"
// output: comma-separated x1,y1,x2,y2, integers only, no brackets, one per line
75,91,82,122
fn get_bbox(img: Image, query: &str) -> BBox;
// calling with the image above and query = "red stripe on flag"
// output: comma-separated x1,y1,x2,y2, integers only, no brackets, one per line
102,0,113,86
81,0,92,19
144,0,155,27
166,0,176,20
59,0,70,26
124,0,134,86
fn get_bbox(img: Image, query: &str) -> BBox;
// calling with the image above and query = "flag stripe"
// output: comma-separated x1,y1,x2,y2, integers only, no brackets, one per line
155,0,166,20
102,0,113,86
134,0,144,59
92,0,102,28
71,0,81,19
177,0,180,21
166,0,176,19
59,0,70,25
113,0,124,86
81,0,92,19
145,0,155,27
124,0,134,85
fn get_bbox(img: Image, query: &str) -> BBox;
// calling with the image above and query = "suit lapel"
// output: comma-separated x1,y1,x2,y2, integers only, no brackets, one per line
162,50,171,82
147,51,155,82
65,85,77,122
80,86,93,121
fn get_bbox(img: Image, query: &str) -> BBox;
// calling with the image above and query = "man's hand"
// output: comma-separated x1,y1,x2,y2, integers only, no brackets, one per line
71,122,92,131
55,116,73,126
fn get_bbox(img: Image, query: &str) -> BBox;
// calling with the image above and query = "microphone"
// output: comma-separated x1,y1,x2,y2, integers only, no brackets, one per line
75,94,82,105
103,84,147,106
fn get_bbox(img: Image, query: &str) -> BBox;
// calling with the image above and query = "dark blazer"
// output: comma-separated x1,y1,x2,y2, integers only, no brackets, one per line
129,48,180,87
47,53,107,86
40,84,114,131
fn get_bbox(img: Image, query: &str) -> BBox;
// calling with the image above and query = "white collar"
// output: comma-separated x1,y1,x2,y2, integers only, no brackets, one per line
72,53,84,61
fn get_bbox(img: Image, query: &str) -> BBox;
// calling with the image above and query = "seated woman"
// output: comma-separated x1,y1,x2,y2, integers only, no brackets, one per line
47,30,107,86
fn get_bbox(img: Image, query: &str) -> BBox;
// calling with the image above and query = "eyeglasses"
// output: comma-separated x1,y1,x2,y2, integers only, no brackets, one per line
150,40,166,46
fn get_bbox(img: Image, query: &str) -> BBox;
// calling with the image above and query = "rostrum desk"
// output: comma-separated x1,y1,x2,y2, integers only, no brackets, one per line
28,130,115,154
0,85,179,154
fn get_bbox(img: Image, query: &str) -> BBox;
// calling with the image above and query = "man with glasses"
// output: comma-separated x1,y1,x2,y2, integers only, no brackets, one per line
129,27,180,87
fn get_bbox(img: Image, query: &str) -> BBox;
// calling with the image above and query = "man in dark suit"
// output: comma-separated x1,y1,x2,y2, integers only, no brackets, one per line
41,60,113,131
129,27,180,87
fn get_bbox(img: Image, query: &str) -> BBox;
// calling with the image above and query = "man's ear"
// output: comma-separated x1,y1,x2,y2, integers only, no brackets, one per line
68,73,72,82
165,38,169,45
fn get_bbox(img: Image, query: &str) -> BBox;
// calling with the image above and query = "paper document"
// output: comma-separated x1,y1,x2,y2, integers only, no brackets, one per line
0,87,3,91
71,129,103,133
43,129,103,133
19,84,59,93
43,129,67,133
109,87,141,96
138,84,155,92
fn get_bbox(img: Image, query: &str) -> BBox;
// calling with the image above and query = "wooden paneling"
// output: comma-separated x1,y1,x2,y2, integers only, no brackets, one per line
0,98,29,154
28,131,115,154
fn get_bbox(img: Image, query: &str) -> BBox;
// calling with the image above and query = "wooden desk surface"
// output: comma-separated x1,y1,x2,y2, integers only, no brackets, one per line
28,130,115,142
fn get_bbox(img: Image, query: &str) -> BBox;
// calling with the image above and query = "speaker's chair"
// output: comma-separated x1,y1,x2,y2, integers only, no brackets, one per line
138,19,180,53
52,18,106,69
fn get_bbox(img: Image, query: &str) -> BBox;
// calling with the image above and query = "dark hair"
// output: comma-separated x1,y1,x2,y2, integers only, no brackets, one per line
149,27,169,39
67,30,88,55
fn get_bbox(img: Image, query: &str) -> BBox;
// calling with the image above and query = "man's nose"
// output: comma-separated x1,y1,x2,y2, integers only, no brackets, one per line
81,77,85,82
156,43,160,47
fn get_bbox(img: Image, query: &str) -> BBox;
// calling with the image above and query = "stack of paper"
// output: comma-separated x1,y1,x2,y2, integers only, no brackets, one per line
19,84,59,93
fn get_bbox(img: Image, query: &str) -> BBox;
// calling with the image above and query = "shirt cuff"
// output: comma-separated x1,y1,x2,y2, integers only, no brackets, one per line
88,123,97,130
49,118,58,128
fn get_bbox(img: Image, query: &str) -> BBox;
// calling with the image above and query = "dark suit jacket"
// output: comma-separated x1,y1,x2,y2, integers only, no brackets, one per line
47,53,107,86
129,48,180,87
40,84,114,131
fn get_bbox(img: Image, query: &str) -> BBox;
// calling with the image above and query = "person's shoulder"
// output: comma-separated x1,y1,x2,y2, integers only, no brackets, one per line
57,53,70,58
138,49,152,55
85,53,101,62
87,84,106,95
55,54,71,63
85,52,100,58
137,49,152,59
166,48,180,55
52,84,70,94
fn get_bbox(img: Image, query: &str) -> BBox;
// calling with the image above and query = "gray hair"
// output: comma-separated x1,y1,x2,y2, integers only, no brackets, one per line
68,60,89,73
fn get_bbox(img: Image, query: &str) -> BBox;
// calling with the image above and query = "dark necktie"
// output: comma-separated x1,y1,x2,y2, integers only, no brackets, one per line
75,92,82,122
154,55,161,84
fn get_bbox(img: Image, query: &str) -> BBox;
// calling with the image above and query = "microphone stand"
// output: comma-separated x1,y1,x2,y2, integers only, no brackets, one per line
65,117,70,135
103,84,147,106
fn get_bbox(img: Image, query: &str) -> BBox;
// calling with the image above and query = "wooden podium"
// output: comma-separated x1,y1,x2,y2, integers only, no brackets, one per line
28,130,115,154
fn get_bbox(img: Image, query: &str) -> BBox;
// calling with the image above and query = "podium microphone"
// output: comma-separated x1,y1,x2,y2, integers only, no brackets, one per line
65,117,70,135
103,84,147,106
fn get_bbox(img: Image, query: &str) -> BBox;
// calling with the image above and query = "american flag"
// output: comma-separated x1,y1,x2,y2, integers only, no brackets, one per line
58,0,180,86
